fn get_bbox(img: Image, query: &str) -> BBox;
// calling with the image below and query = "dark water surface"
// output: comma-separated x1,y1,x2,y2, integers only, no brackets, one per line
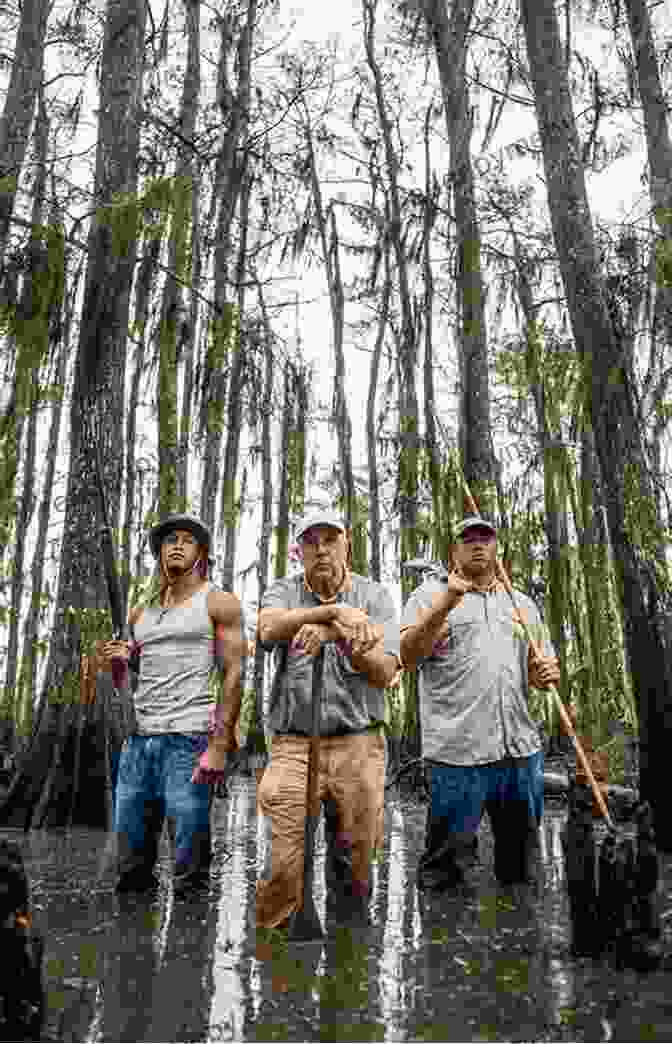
4,779,672,1043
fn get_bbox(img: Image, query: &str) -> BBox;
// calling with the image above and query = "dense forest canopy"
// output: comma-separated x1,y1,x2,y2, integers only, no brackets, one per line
0,0,671,836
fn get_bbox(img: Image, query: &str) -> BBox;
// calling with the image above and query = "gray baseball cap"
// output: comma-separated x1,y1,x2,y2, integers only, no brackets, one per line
149,513,212,558
295,512,346,541
454,516,497,539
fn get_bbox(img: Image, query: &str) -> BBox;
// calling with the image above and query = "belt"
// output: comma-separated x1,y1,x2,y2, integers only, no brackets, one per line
281,722,384,739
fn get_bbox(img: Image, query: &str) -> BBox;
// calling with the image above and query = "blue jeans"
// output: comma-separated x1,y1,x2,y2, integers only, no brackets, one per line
114,734,212,890
418,752,544,889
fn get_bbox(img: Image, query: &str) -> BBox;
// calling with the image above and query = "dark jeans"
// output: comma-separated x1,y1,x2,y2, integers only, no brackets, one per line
114,734,212,891
418,752,544,890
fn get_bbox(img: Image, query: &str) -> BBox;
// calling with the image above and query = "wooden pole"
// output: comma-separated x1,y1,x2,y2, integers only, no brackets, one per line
288,646,325,942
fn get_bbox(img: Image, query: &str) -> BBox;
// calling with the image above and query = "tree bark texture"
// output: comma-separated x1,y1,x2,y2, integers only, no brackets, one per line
156,0,201,517
363,0,420,573
0,0,50,263
253,285,274,747
274,361,292,580
221,174,251,593
0,0,148,829
201,0,257,532
521,0,672,848
366,240,391,582
176,0,202,504
304,118,355,528
122,237,159,604
424,0,496,516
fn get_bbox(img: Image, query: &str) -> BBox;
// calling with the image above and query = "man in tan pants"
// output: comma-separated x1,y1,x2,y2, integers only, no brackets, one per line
256,512,400,930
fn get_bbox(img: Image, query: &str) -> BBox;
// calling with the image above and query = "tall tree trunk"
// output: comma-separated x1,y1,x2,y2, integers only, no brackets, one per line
624,0,672,246
1,87,50,746
367,241,391,582
253,284,274,753
3,385,38,750
423,0,496,515
289,362,309,523
201,0,256,529
221,174,251,592
303,119,356,533
363,0,421,761
421,103,447,559
0,0,50,263
0,87,62,561
16,260,76,749
156,0,200,516
363,0,420,579
511,242,570,705
521,0,672,848
121,237,159,604
623,0,672,503
0,0,147,829
274,362,292,580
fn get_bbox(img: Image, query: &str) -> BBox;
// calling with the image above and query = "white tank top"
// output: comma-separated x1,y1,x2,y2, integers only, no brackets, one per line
133,583,214,735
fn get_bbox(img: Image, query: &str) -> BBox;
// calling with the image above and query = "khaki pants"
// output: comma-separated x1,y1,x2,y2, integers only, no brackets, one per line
256,731,386,930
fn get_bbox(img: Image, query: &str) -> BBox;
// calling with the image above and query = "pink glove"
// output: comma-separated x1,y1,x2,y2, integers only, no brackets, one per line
110,657,127,689
191,749,227,786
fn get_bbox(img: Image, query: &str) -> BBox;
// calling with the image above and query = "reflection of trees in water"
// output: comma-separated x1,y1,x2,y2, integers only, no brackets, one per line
29,791,612,1042
539,808,567,888
208,780,257,1040
96,882,218,1042
377,798,417,1035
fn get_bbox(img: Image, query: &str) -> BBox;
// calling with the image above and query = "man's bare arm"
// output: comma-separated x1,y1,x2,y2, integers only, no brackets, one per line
257,604,339,644
400,574,473,669
257,602,371,645
208,590,245,747
348,644,400,689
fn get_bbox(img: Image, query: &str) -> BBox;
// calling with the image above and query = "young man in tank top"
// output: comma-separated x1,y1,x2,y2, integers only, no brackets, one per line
98,513,245,896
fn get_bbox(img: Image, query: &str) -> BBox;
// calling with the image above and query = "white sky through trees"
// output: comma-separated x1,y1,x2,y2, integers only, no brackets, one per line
0,0,668,646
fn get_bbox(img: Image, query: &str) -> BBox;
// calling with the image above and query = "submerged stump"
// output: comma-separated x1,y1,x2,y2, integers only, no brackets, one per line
563,786,664,971
562,783,601,958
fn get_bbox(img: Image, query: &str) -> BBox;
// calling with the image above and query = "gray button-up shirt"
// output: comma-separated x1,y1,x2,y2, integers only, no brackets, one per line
401,574,553,766
261,571,401,737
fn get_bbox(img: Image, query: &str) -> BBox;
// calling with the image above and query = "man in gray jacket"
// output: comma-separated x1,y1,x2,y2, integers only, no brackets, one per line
256,511,400,929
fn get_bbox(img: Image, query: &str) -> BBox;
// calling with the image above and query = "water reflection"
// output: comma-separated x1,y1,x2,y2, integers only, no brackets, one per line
3,783,672,1042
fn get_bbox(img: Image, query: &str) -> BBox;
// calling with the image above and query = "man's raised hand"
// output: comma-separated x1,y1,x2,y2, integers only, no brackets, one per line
443,571,475,609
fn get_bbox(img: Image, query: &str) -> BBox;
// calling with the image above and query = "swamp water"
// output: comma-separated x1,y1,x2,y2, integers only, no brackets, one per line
4,778,672,1043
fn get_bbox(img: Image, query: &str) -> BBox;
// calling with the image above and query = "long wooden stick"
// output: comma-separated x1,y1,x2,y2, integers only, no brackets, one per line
459,480,616,831
288,646,325,942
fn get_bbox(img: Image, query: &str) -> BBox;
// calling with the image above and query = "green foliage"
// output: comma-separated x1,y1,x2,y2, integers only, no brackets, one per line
157,317,181,515
0,175,18,195
273,523,289,580
349,494,368,575
41,604,112,708
138,176,195,517
286,429,305,516
128,570,163,611
206,302,239,437
384,681,404,738
220,478,239,530
0,220,66,549
654,208,672,288
493,316,647,745
98,175,193,263
494,956,529,994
